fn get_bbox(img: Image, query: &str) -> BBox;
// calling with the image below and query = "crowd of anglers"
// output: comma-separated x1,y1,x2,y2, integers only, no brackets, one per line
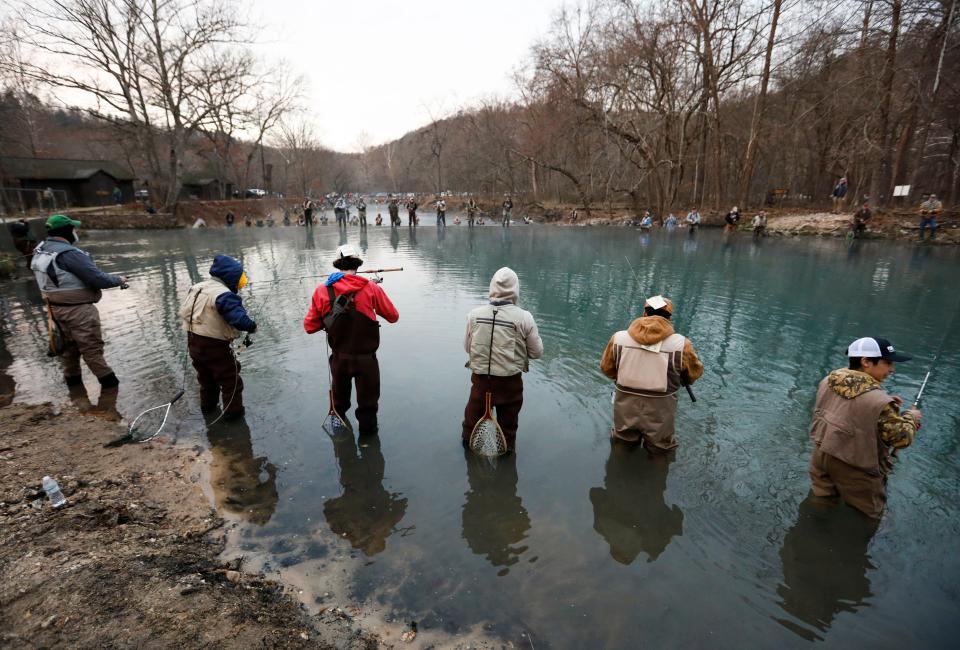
21,212,924,523
218,194,524,229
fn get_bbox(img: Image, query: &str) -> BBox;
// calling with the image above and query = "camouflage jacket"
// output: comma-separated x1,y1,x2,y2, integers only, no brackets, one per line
827,368,917,449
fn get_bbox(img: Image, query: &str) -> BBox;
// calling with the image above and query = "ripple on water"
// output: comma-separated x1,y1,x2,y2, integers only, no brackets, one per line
1,226,959,648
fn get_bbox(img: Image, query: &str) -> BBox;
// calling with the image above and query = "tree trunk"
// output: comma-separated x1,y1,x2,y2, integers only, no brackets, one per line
165,127,185,209
949,127,960,206
869,0,902,207
737,0,782,209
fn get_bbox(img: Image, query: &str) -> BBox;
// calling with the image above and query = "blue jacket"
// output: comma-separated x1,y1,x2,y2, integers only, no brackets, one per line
210,254,256,332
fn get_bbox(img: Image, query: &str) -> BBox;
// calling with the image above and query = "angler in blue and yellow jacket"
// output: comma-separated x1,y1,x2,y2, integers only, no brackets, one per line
179,255,256,418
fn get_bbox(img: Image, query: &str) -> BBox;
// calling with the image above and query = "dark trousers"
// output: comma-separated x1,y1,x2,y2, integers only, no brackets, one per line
461,373,524,448
919,216,938,239
437,212,446,226
331,353,380,434
188,333,243,415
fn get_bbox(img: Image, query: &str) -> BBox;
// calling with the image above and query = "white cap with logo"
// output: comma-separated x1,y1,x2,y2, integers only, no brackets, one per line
847,337,911,362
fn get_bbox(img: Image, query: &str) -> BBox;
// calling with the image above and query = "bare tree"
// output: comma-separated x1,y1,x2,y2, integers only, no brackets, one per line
9,0,263,207
737,0,783,208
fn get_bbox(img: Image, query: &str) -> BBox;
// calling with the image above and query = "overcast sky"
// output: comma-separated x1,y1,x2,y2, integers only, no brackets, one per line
250,0,563,152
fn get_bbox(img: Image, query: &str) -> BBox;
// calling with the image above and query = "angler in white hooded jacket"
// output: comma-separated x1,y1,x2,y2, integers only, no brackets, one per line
461,267,543,450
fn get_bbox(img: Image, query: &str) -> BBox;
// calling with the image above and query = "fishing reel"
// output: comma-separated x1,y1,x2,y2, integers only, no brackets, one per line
237,333,254,353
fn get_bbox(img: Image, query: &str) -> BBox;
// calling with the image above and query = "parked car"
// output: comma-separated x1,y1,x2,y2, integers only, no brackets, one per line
245,188,267,198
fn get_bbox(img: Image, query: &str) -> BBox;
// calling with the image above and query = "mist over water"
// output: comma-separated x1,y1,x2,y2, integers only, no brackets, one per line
2,224,959,647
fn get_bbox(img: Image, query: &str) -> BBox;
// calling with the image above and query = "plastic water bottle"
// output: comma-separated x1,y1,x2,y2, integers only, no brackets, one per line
42,476,66,508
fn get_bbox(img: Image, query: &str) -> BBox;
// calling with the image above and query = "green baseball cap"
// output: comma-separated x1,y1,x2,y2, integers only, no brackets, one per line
45,214,82,230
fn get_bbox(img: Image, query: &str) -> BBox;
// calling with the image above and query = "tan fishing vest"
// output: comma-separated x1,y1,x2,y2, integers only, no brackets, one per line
468,304,529,376
179,279,240,341
809,378,893,475
613,331,685,397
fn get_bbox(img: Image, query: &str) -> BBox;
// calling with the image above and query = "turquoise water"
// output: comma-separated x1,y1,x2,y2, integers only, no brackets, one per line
1,224,959,647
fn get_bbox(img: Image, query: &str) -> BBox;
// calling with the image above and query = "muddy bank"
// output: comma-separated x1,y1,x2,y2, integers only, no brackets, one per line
1,209,179,231
536,204,959,243
174,198,306,227
0,403,381,649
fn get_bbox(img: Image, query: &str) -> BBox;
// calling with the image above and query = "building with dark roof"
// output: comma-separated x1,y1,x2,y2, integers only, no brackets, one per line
179,177,225,201
0,157,136,208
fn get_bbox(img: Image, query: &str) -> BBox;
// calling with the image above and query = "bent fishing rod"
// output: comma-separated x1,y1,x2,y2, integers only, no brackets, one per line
623,255,696,402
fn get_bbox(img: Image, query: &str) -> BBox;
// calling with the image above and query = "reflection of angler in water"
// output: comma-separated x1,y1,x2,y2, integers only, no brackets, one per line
206,416,278,525
774,495,878,641
589,442,683,564
461,450,531,571
0,334,16,407
323,433,408,556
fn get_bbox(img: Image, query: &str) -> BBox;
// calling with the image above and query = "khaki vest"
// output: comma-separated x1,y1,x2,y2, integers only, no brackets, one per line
613,331,685,397
468,304,529,376
809,378,893,475
179,279,240,341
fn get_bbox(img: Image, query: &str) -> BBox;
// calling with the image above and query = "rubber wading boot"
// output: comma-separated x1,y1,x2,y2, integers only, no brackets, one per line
65,374,84,387
97,372,120,389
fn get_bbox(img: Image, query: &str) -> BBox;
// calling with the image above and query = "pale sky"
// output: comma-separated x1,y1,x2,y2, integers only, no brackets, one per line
249,0,563,151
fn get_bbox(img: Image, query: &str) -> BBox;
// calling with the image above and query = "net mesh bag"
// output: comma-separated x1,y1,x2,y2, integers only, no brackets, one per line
469,393,508,457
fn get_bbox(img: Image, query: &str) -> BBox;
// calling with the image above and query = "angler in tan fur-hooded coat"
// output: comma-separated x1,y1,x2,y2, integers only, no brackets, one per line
599,295,704,451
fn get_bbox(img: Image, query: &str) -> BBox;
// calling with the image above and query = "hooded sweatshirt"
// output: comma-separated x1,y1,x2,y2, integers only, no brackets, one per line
464,267,543,375
179,255,255,339
208,255,256,331
600,315,703,384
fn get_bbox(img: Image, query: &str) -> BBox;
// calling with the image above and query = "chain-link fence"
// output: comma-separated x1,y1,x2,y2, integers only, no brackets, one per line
0,187,71,216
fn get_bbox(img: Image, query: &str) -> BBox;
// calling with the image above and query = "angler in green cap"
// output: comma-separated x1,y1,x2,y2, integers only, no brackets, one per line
30,215,128,392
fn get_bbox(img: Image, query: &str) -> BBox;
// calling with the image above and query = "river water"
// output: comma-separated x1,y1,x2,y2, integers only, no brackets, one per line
2,223,959,647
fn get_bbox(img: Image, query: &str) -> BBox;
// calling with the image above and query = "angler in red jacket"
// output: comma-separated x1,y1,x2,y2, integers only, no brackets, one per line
303,245,399,435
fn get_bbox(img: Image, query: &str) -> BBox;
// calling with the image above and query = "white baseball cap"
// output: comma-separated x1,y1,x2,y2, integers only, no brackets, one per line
847,337,911,362
336,244,361,260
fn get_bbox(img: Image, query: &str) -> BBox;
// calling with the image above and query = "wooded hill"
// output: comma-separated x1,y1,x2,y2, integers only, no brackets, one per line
2,0,957,215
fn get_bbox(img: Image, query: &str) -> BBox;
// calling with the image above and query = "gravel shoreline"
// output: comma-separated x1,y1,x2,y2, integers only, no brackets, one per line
0,402,381,649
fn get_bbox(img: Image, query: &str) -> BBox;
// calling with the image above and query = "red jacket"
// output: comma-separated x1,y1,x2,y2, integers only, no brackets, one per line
303,273,399,333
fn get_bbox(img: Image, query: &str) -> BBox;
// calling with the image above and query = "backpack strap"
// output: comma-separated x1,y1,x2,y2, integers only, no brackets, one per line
322,284,357,331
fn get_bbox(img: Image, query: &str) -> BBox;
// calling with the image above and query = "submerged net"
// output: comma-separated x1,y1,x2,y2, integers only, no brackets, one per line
469,393,508,457
322,389,352,435
469,417,507,457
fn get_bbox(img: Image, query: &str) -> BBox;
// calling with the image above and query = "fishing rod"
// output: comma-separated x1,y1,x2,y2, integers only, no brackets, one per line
912,296,960,408
913,371,931,408
624,255,696,402
249,267,404,284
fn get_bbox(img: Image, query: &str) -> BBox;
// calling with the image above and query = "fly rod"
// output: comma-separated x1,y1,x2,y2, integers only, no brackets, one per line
250,267,403,284
913,371,931,407
912,296,960,408
624,255,696,402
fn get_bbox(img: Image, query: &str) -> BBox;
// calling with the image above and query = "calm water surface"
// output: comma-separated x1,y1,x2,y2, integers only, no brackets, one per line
2,224,959,648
